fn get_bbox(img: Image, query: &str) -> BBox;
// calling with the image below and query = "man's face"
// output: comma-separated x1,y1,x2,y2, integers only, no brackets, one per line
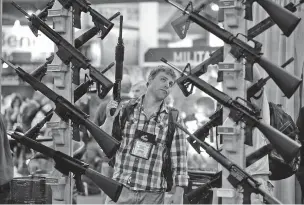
147,72,174,101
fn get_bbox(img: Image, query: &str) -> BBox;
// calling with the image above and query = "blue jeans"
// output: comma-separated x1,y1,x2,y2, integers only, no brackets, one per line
106,186,165,204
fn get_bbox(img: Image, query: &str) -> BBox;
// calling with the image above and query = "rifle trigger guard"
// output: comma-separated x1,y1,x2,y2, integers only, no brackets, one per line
183,63,192,75
184,1,194,15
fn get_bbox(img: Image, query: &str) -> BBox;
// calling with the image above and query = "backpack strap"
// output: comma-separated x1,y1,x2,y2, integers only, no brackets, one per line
163,107,179,192
112,99,137,141
166,108,179,149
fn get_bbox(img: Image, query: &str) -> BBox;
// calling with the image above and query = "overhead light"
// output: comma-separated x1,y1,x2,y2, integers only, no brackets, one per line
13,20,21,29
27,10,33,15
3,63,8,69
211,3,219,11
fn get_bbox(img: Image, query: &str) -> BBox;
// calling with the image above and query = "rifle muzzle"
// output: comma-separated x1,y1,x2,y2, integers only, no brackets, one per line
256,0,301,37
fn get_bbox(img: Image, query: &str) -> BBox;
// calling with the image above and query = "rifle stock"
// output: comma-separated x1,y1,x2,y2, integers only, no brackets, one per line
243,0,301,37
85,168,122,202
184,171,221,204
74,79,94,103
256,56,301,99
26,110,53,140
83,120,119,157
255,121,300,162
74,12,120,48
247,57,294,100
30,54,54,81
9,131,122,202
74,27,99,48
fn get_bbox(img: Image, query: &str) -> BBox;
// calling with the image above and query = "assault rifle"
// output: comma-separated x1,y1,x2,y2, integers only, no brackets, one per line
12,2,113,99
165,0,302,99
1,58,120,158
161,58,301,163
110,16,124,116
175,123,282,204
8,130,122,202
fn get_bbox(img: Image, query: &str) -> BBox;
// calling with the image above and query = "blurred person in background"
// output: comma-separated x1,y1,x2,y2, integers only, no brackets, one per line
130,81,147,99
186,96,216,171
165,94,174,107
0,113,14,203
19,91,53,133
184,96,215,134
4,93,23,131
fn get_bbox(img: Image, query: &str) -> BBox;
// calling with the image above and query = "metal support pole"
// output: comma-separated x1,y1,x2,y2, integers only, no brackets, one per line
213,1,247,204
46,1,74,203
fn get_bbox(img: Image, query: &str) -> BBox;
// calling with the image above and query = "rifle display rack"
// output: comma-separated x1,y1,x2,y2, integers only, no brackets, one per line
213,1,246,203
46,0,74,203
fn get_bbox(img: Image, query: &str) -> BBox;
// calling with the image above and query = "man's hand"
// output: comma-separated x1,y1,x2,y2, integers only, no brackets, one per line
168,186,184,204
105,100,120,119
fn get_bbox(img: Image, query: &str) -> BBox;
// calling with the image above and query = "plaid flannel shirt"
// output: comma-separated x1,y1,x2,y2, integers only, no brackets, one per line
112,96,188,191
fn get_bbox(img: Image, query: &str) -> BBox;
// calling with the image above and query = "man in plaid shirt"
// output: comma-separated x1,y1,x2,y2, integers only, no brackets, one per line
102,66,188,204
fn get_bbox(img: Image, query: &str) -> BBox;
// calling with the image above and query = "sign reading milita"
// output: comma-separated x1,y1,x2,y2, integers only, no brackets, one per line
144,46,219,66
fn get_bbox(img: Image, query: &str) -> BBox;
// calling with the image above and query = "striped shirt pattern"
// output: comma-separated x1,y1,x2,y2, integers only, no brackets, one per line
112,97,188,191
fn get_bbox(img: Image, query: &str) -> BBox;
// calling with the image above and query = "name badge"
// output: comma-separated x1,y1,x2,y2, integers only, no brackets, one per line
130,130,156,160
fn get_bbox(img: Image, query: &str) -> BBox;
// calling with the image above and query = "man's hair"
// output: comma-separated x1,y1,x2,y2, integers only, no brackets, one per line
147,65,177,85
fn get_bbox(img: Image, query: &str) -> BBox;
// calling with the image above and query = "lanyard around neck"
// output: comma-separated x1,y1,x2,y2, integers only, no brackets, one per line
136,96,164,132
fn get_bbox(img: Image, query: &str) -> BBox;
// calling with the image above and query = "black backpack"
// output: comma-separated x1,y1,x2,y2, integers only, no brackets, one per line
268,102,301,180
110,100,179,192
